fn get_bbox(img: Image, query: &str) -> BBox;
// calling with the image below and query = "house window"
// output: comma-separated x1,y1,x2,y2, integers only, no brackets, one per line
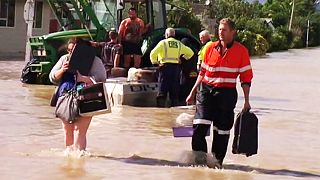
33,1,43,28
0,0,15,27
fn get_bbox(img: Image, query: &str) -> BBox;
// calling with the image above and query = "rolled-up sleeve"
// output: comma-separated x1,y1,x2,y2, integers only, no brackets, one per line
49,55,66,85
239,48,253,85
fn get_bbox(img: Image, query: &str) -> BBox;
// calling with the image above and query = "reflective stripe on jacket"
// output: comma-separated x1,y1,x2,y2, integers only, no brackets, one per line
199,41,253,88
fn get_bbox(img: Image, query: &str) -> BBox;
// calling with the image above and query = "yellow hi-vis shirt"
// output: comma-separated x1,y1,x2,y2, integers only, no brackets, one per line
150,37,194,65
198,41,212,69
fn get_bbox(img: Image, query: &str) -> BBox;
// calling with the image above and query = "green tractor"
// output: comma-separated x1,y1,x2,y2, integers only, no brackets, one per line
21,0,201,84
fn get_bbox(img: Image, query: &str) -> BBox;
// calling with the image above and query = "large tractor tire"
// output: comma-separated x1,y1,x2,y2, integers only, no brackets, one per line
20,58,38,84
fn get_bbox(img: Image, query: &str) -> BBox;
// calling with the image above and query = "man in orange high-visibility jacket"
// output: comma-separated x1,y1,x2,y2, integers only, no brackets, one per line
150,28,194,107
186,18,253,168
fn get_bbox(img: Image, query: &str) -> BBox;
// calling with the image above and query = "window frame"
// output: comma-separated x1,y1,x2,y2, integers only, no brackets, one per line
0,0,16,28
33,0,43,29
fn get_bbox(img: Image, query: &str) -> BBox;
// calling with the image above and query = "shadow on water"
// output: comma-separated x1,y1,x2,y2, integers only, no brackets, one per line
250,107,300,116
91,154,320,178
224,164,320,178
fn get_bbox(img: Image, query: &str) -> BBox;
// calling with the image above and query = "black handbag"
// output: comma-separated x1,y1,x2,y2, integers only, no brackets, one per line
78,83,111,116
232,111,258,157
55,80,79,124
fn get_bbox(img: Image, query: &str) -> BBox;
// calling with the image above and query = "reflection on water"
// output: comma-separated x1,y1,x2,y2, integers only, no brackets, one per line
1,48,320,180
60,158,88,178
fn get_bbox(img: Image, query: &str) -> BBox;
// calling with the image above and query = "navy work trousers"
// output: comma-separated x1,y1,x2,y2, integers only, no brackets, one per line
192,83,238,165
157,64,181,107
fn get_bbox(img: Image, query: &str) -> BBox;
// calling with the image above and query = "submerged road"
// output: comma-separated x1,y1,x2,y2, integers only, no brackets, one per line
0,47,319,179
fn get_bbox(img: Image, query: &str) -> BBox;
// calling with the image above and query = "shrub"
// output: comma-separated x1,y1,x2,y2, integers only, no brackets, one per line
291,36,304,48
269,30,289,51
236,30,269,56
237,30,256,55
255,34,269,56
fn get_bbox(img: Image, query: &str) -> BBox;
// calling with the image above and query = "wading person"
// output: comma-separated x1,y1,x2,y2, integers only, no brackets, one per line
119,7,147,68
49,38,106,153
150,28,194,107
91,31,122,78
186,18,253,167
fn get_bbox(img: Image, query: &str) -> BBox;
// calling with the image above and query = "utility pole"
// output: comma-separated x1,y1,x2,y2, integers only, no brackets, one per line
306,19,310,48
289,0,295,31
23,0,35,63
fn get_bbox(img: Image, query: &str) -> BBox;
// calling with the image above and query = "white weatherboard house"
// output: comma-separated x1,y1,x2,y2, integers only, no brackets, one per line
0,0,53,58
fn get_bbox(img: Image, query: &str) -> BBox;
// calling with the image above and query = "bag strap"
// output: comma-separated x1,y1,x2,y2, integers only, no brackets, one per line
237,112,244,146
71,74,78,91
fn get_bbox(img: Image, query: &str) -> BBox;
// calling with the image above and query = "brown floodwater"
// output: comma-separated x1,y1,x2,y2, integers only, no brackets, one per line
0,48,320,180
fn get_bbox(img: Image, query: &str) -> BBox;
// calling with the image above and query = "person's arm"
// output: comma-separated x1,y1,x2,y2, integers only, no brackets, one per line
180,44,194,60
90,41,104,48
150,41,163,65
77,71,96,86
90,41,98,47
49,55,68,85
118,20,126,42
239,47,253,112
186,74,204,104
114,45,121,67
186,45,211,104
241,84,251,112
139,18,145,36
114,53,120,67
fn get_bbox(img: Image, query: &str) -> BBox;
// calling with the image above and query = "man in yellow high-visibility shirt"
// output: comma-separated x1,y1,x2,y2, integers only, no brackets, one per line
197,30,212,71
150,28,194,107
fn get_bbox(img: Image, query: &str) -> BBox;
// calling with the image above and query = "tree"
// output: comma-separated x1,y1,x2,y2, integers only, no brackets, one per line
207,0,320,53
166,0,202,37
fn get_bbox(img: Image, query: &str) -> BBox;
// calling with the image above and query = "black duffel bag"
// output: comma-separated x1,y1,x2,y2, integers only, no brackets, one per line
232,111,258,157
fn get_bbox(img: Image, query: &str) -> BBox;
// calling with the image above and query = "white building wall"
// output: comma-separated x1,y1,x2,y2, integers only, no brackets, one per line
0,0,51,57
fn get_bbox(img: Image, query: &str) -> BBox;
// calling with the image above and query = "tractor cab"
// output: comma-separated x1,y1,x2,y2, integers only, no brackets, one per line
48,0,166,39
115,0,166,30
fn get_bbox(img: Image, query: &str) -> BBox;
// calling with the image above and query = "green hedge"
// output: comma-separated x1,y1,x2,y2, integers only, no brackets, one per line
236,30,269,56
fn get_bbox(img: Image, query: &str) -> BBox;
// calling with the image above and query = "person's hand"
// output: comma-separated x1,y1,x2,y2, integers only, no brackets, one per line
242,101,251,112
76,71,87,82
186,91,196,105
61,61,69,72
76,71,94,85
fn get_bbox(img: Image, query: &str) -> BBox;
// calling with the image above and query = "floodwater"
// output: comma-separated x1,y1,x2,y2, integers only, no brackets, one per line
0,47,320,180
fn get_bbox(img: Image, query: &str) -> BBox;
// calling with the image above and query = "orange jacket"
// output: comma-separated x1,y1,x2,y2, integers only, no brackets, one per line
199,41,253,87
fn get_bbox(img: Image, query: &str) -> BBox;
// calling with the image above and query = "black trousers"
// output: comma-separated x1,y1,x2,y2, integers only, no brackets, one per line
192,83,238,164
157,64,181,107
